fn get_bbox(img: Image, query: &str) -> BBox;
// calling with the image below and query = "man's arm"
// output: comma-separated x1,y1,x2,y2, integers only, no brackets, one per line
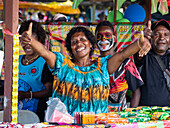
130,88,141,107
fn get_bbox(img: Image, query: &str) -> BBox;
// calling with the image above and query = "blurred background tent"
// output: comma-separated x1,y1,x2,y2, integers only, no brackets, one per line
0,0,80,14
72,0,170,22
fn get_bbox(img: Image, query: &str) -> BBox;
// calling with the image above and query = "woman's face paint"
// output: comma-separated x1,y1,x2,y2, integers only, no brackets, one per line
96,26,114,51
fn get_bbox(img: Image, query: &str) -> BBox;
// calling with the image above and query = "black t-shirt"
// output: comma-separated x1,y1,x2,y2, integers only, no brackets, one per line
41,62,54,84
37,62,54,122
134,49,170,107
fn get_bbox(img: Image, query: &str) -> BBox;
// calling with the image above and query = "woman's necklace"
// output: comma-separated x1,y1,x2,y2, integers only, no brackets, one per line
25,55,39,65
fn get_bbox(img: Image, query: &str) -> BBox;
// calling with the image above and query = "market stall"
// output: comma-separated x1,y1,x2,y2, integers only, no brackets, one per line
1,106,170,127
1,0,170,127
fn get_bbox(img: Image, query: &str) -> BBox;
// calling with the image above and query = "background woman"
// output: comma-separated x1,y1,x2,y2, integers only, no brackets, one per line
18,20,54,121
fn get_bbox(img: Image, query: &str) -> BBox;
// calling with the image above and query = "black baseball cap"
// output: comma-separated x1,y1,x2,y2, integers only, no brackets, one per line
151,19,170,30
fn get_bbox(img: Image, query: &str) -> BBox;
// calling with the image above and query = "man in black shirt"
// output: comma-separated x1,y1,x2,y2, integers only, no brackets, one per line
135,19,170,107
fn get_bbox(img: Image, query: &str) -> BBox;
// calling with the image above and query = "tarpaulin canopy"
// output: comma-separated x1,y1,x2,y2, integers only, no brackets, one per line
159,0,170,6
72,0,169,15
0,0,80,14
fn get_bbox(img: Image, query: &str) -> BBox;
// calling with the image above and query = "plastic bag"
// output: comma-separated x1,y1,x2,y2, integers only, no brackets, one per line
45,98,74,123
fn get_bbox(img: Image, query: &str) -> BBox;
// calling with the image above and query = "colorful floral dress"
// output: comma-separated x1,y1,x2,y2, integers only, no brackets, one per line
49,52,110,116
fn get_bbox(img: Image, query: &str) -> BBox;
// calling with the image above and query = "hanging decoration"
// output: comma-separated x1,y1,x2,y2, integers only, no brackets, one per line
12,34,19,123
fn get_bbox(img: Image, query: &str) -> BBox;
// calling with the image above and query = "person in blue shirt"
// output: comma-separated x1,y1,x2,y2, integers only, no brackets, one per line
18,20,54,121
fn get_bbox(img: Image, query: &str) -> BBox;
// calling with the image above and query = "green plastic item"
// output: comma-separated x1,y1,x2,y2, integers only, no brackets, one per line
107,10,123,22
118,18,130,23
128,117,138,123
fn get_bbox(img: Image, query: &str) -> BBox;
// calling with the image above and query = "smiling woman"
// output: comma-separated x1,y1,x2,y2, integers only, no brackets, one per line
51,27,110,115
65,27,96,66
19,22,151,116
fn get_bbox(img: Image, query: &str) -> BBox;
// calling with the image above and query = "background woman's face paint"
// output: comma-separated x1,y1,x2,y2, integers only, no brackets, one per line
97,31,114,51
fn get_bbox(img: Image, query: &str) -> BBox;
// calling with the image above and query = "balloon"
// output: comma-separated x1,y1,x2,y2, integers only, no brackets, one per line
124,4,146,22
118,18,130,22
107,10,123,22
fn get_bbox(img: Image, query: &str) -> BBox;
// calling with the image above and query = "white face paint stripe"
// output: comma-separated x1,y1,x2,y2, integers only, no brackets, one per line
97,37,114,51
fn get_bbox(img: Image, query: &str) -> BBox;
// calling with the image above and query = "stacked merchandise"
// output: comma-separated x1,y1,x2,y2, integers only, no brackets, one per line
95,106,170,124
1,106,169,127
73,106,170,128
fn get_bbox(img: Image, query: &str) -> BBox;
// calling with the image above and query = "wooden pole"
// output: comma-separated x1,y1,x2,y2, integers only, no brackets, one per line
114,0,117,23
92,0,96,22
4,0,18,122
149,0,151,21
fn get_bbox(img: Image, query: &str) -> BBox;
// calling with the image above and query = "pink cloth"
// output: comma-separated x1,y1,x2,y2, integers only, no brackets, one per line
49,110,74,124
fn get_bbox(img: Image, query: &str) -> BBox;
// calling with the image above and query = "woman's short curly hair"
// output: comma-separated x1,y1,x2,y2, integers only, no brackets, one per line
65,26,96,59
19,20,46,45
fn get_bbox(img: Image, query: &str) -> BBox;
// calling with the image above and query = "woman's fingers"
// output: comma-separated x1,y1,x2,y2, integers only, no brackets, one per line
138,31,151,57
27,22,32,37
145,35,151,40
139,38,151,57
138,31,144,56
20,23,32,45
139,46,149,56
139,20,151,56
20,31,32,45
140,31,144,43
139,43,150,56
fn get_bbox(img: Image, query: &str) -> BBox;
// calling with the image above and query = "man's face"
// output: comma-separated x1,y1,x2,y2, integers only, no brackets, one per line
96,26,114,51
152,25,170,55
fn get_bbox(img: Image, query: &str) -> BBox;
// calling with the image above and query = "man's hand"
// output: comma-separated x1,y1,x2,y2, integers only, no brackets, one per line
143,20,152,40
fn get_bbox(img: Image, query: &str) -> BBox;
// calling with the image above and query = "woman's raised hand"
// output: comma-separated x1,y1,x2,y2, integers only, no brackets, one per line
20,22,33,45
138,30,151,57
27,22,32,37
138,20,152,57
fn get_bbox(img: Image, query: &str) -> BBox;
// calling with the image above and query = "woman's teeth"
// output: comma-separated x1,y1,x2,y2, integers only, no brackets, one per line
77,47,85,52
26,49,32,51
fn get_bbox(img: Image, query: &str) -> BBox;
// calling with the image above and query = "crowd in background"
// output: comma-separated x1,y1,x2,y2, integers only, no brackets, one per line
19,10,90,23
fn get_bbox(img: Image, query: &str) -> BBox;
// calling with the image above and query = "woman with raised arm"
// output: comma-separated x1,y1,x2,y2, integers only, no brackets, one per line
18,20,53,121
20,23,151,116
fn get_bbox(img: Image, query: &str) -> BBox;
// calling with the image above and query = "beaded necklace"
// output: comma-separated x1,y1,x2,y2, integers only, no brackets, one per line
25,55,39,65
